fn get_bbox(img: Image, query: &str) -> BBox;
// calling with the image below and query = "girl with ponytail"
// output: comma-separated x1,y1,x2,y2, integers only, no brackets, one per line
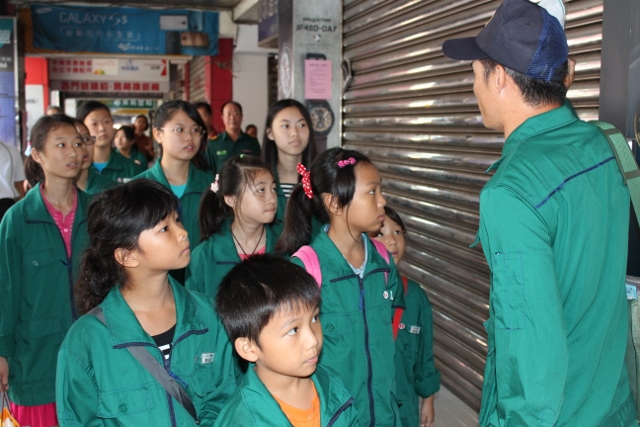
0,114,91,427
57,179,236,426
277,147,406,426
186,155,279,301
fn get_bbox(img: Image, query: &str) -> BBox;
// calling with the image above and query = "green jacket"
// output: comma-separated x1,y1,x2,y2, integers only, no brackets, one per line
116,149,148,171
213,363,359,426
134,160,213,247
185,220,278,299
474,103,636,426
292,230,404,427
84,167,117,196
203,131,261,175
56,278,237,427
0,183,90,405
394,278,440,427
92,150,144,183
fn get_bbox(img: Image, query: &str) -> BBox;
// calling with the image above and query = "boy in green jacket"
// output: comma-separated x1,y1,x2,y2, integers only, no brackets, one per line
214,254,360,426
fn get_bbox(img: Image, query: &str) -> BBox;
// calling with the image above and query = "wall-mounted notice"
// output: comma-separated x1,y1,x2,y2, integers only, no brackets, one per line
304,59,332,100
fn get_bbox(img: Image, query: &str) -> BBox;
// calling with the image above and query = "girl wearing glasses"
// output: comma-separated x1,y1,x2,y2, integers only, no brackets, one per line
134,101,215,281
0,114,91,427
72,118,117,195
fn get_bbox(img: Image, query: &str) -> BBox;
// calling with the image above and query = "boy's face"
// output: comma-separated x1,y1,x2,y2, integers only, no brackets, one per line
249,305,322,384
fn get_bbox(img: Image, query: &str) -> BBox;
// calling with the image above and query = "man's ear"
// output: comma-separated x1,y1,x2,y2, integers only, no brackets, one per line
114,248,139,268
323,193,342,216
224,194,236,209
235,337,259,363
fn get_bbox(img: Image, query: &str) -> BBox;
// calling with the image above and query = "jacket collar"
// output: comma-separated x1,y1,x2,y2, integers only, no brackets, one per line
486,101,578,173
24,182,89,226
214,219,278,262
240,364,353,424
102,276,208,347
147,160,209,195
311,227,390,280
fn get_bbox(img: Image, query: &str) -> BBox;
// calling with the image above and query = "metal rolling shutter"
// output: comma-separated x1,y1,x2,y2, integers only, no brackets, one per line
189,55,207,102
342,0,603,411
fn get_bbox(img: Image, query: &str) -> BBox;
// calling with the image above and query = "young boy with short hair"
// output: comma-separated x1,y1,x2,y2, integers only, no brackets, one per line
214,254,359,426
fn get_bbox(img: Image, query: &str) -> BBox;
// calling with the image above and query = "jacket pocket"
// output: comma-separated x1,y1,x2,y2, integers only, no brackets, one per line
322,313,354,335
490,252,524,330
15,316,64,339
478,318,499,427
97,384,155,418
22,249,59,269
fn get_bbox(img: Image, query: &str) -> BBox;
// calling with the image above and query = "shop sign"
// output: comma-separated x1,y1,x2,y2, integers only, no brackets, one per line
51,80,169,93
50,58,168,82
0,17,18,148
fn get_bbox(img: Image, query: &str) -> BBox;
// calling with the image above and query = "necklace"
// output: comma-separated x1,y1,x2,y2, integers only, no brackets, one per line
231,226,265,257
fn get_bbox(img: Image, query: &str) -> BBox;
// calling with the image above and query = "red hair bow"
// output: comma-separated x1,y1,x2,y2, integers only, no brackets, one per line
297,163,314,199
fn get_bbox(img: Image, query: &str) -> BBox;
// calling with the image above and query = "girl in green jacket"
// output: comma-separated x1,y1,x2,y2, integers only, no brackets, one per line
261,99,318,238
72,119,117,196
115,125,148,170
56,179,236,426
0,114,91,427
372,207,440,427
186,155,278,301
277,148,405,427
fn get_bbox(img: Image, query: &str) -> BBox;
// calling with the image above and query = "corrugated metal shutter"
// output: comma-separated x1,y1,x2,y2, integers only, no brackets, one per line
342,0,603,411
189,55,207,102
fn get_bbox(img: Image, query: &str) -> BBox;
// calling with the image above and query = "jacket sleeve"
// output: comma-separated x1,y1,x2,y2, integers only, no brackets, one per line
0,216,20,358
411,282,441,398
56,340,101,427
478,185,567,425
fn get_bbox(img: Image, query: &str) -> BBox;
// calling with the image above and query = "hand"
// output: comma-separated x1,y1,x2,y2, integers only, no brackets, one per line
0,356,9,392
420,394,435,427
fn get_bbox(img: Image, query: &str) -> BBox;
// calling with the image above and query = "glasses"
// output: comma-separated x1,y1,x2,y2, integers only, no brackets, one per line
82,136,96,145
160,127,205,137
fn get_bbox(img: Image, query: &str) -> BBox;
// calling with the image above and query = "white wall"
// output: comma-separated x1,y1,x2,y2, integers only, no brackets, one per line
232,24,277,144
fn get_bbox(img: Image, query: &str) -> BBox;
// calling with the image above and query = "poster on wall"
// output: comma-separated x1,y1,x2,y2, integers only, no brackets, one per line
0,17,18,148
30,5,219,56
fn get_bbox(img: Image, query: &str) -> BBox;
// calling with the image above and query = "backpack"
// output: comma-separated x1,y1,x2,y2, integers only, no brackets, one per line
292,239,407,339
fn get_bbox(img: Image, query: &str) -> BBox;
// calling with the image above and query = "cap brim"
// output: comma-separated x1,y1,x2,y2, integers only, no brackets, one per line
442,37,488,61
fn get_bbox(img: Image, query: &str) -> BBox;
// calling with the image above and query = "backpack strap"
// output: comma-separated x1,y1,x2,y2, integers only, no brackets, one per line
392,277,409,340
293,245,322,287
591,120,640,226
89,307,199,424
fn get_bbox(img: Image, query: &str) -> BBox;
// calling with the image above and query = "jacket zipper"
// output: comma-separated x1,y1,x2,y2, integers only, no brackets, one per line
327,397,354,427
358,275,375,427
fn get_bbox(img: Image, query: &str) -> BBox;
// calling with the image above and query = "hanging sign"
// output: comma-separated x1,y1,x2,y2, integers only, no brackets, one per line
0,17,18,148
30,5,219,56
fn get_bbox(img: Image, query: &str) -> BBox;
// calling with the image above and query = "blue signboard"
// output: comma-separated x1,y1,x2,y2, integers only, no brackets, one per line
0,18,17,148
31,5,219,56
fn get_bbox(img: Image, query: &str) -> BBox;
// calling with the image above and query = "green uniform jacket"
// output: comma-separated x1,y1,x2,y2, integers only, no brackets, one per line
292,230,405,427
185,220,278,299
0,183,90,405
474,103,636,426
84,168,117,196
394,278,440,427
116,149,148,171
56,278,237,427
203,132,261,175
134,160,213,247
213,363,359,426
92,150,144,183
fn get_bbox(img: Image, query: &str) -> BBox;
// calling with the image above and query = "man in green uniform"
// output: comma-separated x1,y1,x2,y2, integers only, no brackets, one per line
443,0,636,425
203,101,261,175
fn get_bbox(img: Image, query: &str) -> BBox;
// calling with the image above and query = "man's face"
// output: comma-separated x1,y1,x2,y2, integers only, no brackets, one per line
472,60,499,131
222,103,242,134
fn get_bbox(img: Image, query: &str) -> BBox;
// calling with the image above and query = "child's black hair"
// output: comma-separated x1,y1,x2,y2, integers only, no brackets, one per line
275,147,373,255
198,154,274,241
194,102,212,116
384,206,407,234
25,114,78,187
77,100,112,122
215,254,321,348
116,125,136,143
152,99,210,172
261,98,318,175
75,179,179,315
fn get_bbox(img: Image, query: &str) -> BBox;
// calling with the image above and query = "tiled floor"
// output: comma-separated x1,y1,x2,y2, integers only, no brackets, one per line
434,386,479,427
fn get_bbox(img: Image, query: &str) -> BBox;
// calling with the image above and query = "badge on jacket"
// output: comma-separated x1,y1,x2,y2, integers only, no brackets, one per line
201,353,215,364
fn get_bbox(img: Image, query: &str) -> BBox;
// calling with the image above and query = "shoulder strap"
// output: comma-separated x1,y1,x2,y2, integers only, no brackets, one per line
370,238,390,284
392,277,409,340
591,120,640,226
292,246,322,287
89,307,199,423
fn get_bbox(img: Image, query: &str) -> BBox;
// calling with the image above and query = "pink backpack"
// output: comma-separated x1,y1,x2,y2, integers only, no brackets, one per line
293,238,390,287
